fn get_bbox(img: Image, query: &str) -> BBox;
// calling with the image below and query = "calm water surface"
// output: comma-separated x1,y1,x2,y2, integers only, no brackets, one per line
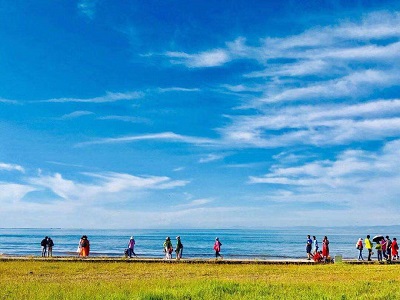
1,227,399,259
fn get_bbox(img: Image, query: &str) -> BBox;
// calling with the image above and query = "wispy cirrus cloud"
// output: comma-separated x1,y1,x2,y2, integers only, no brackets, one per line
97,115,150,124
157,12,400,70
40,91,142,103
77,0,97,20
76,132,215,147
158,87,201,93
60,111,94,119
165,49,231,68
248,140,400,203
174,198,213,208
0,163,25,173
27,171,188,201
199,153,226,163
0,98,19,104
220,99,400,147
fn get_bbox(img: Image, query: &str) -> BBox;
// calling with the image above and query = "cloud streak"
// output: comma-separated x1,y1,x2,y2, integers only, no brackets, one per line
77,132,216,147
40,91,142,103
0,163,25,173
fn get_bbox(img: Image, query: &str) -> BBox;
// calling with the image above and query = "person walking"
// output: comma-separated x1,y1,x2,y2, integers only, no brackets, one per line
306,235,312,260
163,237,173,260
214,237,223,259
365,235,373,261
47,237,54,257
356,238,364,261
312,236,319,255
175,236,183,260
41,236,48,257
127,236,137,258
322,236,330,259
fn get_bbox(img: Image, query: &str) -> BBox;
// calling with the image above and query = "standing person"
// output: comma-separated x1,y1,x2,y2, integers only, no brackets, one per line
356,238,364,261
375,240,382,262
391,237,399,260
47,237,54,257
214,237,222,259
322,236,330,259
312,236,319,255
77,236,84,257
80,235,90,257
127,236,137,258
306,235,312,260
381,238,388,260
41,236,48,257
163,237,173,260
365,235,373,261
386,236,392,262
175,236,183,260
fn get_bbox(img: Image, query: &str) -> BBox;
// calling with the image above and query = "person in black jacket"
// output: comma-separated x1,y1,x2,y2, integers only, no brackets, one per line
47,237,54,257
41,236,48,257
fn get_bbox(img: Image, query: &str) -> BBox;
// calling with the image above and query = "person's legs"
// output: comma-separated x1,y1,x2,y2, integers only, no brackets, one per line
368,249,372,261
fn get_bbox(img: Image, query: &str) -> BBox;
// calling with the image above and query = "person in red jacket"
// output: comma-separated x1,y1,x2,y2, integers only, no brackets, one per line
391,237,399,260
322,236,329,259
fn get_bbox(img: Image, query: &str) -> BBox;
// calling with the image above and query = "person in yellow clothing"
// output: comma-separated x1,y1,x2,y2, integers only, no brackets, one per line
375,241,383,262
365,235,373,261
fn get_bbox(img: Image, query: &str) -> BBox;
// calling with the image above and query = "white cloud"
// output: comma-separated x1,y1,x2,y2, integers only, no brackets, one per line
77,132,216,147
41,91,142,103
0,98,19,104
0,183,35,203
165,49,231,68
77,0,97,20
262,70,398,103
0,163,25,173
174,198,213,208
27,171,189,201
199,153,226,163
219,99,400,147
98,115,150,124
249,140,400,193
158,87,200,92
61,111,94,119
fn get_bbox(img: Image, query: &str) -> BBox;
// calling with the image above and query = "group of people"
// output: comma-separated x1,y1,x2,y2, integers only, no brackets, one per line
357,235,399,262
306,235,330,262
40,236,54,257
39,235,224,259
163,236,184,260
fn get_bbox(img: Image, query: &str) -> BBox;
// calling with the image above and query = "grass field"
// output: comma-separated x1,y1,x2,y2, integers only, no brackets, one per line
0,259,399,299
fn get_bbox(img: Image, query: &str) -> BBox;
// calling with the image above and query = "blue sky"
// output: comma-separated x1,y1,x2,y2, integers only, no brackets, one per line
1,1,400,228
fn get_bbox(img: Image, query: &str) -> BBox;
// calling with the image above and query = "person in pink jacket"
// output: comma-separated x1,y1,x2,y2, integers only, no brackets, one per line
214,237,222,259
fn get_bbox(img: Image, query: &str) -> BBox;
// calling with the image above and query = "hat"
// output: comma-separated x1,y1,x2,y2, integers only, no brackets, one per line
176,236,180,239
130,236,134,240
215,237,219,240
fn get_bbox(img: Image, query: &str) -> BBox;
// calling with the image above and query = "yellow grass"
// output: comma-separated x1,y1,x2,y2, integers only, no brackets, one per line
0,259,399,299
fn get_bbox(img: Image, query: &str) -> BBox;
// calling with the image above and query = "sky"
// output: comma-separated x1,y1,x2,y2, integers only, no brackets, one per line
1,0,400,229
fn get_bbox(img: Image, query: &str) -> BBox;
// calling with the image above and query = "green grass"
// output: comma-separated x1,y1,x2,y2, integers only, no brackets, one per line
0,260,399,299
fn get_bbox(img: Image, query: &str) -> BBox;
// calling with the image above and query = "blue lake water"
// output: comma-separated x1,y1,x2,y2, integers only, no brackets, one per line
0,227,399,259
